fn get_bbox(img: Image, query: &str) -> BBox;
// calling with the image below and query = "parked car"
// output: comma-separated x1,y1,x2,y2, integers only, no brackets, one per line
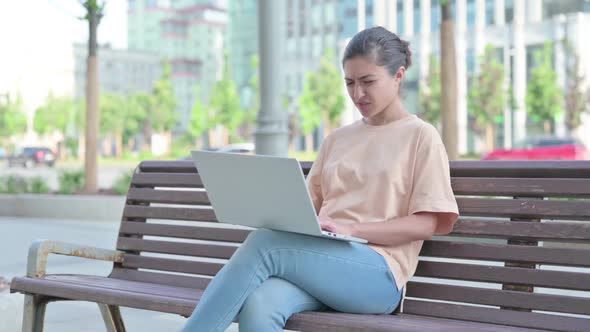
6,147,56,168
182,143,255,161
482,136,589,160
216,143,255,154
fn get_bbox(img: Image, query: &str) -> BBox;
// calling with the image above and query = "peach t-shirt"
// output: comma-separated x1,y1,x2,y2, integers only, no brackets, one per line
306,114,459,291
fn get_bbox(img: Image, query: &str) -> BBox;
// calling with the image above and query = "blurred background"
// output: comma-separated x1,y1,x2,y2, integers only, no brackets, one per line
0,0,589,193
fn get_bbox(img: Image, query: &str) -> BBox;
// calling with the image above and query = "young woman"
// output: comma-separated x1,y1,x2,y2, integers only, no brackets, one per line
181,26,459,332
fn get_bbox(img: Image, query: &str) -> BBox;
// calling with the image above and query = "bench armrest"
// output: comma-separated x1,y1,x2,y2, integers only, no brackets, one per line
27,239,125,278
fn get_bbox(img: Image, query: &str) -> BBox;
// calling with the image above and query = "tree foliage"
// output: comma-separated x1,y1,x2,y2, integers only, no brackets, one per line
525,43,563,133
298,50,345,135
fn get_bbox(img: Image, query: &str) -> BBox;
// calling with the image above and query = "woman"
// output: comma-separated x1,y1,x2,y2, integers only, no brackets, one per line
181,26,459,332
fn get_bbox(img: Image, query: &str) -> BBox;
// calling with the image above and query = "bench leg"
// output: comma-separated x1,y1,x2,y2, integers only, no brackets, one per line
22,295,47,332
98,304,126,332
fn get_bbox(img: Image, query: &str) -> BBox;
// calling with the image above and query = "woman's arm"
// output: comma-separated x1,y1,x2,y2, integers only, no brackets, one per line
320,212,456,247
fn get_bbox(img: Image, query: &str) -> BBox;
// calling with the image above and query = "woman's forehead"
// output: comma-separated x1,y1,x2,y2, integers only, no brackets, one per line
343,57,384,78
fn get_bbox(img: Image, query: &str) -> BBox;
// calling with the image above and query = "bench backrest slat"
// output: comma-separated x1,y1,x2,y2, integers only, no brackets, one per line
123,205,218,222
132,173,204,188
127,188,211,205
112,160,590,329
403,300,589,332
451,218,590,241
457,197,590,220
110,268,211,290
452,177,590,198
117,238,237,259
122,254,223,276
415,261,590,290
421,241,590,266
407,282,590,315
120,221,250,242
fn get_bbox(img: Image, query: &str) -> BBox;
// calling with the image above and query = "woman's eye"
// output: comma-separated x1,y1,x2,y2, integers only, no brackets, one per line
363,80,375,85
345,82,353,86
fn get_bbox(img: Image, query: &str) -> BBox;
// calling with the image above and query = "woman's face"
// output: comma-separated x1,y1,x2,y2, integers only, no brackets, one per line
343,56,404,120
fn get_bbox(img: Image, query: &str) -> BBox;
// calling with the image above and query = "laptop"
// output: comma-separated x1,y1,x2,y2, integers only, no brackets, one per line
191,150,368,244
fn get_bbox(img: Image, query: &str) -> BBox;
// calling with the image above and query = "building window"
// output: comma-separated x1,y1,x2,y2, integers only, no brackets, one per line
467,0,475,27
397,0,403,34
505,0,514,24
431,0,441,32
485,0,494,25
413,0,420,34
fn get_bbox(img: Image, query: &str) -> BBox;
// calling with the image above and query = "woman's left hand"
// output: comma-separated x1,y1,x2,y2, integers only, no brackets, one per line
318,216,355,237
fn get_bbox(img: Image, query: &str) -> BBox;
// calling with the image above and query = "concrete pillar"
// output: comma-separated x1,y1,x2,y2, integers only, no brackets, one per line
373,0,387,26
554,15,567,137
527,0,543,23
306,0,313,60
358,0,366,31
420,0,432,80
255,0,289,156
495,0,505,25
513,0,527,143
340,38,359,126
387,0,398,33
475,0,486,73
456,0,468,154
503,36,512,148
404,0,414,37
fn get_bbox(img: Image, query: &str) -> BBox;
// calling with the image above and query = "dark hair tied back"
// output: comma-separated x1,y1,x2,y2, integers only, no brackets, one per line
343,26,412,76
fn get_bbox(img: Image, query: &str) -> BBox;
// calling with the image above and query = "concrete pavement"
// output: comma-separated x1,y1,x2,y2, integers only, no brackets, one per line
0,217,242,332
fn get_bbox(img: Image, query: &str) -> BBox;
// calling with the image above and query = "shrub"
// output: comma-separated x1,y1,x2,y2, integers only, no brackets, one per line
113,170,134,195
28,176,51,194
0,175,28,194
58,169,85,194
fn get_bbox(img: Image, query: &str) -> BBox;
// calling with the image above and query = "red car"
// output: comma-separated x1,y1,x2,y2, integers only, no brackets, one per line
482,136,589,160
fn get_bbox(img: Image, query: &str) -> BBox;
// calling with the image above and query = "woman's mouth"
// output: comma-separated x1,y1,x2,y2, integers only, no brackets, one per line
357,102,371,113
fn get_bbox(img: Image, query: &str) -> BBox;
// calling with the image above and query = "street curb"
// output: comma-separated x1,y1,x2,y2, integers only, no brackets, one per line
0,194,125,221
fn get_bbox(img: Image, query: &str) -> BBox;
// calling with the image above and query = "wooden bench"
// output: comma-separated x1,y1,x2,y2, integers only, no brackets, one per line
10,160,590,332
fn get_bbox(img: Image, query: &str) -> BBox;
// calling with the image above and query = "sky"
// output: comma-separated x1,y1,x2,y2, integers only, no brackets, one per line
0,0,127,114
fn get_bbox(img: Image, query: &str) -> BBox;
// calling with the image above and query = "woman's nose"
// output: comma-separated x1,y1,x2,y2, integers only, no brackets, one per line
353,84,364,100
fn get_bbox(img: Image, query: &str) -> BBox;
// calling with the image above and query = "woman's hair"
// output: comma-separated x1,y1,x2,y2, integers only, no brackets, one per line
342,26,412,77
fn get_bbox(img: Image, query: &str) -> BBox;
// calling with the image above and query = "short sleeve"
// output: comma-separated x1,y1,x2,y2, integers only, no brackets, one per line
306,137,330,215
408,124,459,235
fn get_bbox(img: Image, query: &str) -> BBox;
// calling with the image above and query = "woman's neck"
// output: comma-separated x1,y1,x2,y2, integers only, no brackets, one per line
364,99,408,126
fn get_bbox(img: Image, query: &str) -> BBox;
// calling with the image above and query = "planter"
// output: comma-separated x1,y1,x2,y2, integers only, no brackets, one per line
0,194,125,221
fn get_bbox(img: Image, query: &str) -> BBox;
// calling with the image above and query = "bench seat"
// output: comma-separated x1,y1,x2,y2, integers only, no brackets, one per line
11,274,544,332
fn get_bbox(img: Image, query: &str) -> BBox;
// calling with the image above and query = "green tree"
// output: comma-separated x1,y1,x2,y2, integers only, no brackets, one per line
525,43,563,134
419,56,441,128
81,0,105,193
210,55,243,143
123,92,150,151
564,42,587,132
34,94,80,136
151,63,178,132
298,50,345,137
440,0,458,160
0,93,27,145
468,45,506,151
99,93,127,156
188,86,215,147
241,55,260,140
140,63,178,151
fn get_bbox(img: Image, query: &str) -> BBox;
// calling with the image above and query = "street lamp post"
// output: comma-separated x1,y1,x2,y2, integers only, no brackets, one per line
255,0,289,156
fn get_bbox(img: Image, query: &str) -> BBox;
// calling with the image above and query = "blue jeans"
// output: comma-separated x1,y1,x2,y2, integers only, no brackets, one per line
181,228,402,332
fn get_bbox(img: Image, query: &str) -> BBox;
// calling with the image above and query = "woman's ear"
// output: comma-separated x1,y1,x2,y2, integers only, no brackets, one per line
396,67,406,82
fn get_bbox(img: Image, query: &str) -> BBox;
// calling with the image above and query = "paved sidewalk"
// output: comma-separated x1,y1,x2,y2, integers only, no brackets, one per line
0,217,244,332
